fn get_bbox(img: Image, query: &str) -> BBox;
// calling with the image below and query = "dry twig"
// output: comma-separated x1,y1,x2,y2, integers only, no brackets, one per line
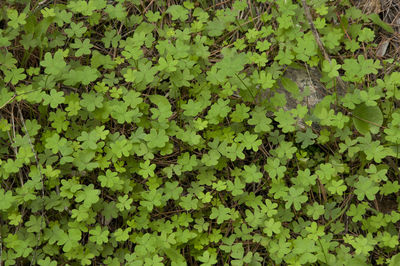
301,0,347,91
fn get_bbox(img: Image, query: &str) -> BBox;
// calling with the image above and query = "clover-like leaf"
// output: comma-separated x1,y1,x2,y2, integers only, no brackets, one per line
210,205,231,224
40,50,67,76
354,176,379,201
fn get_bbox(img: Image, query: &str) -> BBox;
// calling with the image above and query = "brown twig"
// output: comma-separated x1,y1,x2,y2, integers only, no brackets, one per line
143,0,155,14
0,94,16,109
15,102,46,266
301,0,347,91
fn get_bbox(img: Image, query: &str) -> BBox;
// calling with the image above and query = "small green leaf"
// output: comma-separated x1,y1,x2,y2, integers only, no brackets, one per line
368,13,394,33
40,50,67,76
352,103,383,134
210,205,231,224
354,176,379,201
389,253,400,266
281,76,300,98
166,5,189,21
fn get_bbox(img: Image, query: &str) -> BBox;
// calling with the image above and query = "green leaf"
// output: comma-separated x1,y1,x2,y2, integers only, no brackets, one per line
201,149,221,167
322,59,341,78
263,218,281,236
25,215,44,233
62,228,81,252
352,103,383,134
327,179,347,196
146,10,162,23
40,50,67,76
389,253,400,266
348,234,376,256
274,109,296,133
380,181,400,196
4,67,26,85
342,55,381,82
149,95,172,122
226,177,245,196
140,189,163,211
295,128,317,149
198,250,218,265
206,99,231,125
359,87,380,106
49,110,69,133
116,195,133,211
105,3,127,20
123,68,137,83
138,159,156,178
7,9,26,28
38,257,58,266
179,195,199,210
166,5,189,21
80,91,103,111
42,89,65,108
256,70,276,90
306,203,325,220
206,18,225,37
235,131,261,151
264,157,286,180
354,176,379,201
283,187,308,211
247,106,272,133
210,205,231,224
281,76,300,98
65,21,87,37
358,27,375,43
0,189,15,210
45,133,67,153
75,184,100,207
358,135,391,163
98,169,123,191
367,13,394,33
71,38,93,56
230,103,250,122
242,164,262,183
144,128,169,149
0,88,14,109
63,66,100,86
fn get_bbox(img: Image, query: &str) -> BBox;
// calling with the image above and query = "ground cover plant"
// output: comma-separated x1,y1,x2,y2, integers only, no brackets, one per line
1,0,400,265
